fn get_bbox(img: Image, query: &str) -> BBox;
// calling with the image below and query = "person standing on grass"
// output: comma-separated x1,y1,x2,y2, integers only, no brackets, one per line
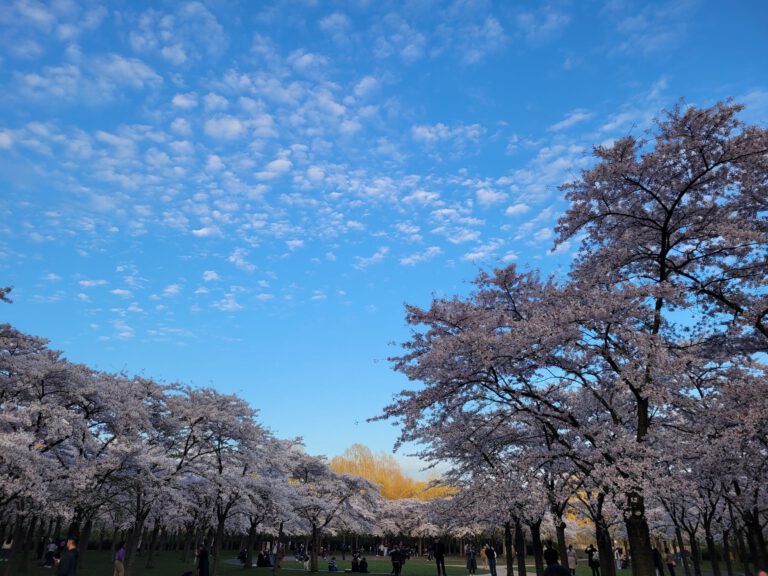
465,544,477,575
566,545,577,576
485,544,497,576
113,540,126,576
55,537,78,576
664,548,676,576
434,538,447,576
197,543,210,576
585,544,600,576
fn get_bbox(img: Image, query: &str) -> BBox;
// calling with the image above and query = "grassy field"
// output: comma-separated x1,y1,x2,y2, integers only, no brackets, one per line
5,551,728,576
5,552,508,576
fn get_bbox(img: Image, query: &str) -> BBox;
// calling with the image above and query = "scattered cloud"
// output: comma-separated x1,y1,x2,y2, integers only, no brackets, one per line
355,246,389,269
400,246,442,266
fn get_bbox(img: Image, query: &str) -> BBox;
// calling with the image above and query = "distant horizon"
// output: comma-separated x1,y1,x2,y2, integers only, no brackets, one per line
2,1,766,475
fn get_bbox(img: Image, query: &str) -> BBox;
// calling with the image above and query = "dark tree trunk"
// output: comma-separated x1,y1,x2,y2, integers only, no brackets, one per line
2,514,26,576
515,519,527,576
504,522,515,576
212,514,226,576
704,532,721,576
674,528,691,576
245,522,258,568
529,520,544,576
596,514,616,576
144,518,161,569
722,530,734,576
555,517,568,568
311,525,321,572
625,494,654,576
77,517,94,569
685,532,702,576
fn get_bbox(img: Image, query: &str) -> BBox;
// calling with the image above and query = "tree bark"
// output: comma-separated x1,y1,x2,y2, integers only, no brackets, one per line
515,519,527,576
77,517,93,569
529,520,544,576
144,518,161,569
504,522,516,576
674,527,690,576
625,494,654,576
596,514,616,576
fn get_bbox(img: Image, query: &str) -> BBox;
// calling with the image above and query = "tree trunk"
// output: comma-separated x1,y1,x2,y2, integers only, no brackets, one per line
144,518,161,569
685,532,702,576
245,521,258,568
722,529,734,576
311,525,321,572
674,527,691,576
596,514,616,576
625,494,654,576
212,514,226,576
504,522,516,576
77,517,94,570
2,514,26,576
743,510,767,573
515,520,527,576
272,521,284,576
704,532,721,576
529,520,544,576
555,517,567,568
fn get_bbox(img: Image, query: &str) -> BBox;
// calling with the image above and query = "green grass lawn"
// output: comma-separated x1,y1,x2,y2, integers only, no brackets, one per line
5,551,492,576
6,551,735,576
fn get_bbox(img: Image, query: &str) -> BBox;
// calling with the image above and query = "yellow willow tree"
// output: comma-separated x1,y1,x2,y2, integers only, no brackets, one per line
330,444,453,500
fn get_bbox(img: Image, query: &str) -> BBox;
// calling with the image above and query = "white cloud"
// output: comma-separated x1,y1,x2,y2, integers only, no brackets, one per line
0,131,12,149
192,227,220,237
403,189,441,206
462,239,505,262
476,188,507,206
171,92,197,110
400,246,442,266
161,44,187,65
163,284,181,297
355,246,389,269
255,157,292,180
505,203,531,216
114,319,135,339
79,279,107,287
517,9,570,41
311,290,327,301
111,288,133,298
203,270,220,282
286,239,304,251
228,248,256,272
213,293,243,311
548,109,594,131
354,76,380,98
43,273,61,282
204,116,245,139
204,92,229,111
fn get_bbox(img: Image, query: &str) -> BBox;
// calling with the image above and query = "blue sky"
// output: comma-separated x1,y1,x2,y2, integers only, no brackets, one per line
1,0,766,477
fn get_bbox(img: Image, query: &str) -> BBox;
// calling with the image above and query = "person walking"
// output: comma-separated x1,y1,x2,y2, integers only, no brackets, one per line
485,544,497,576
113,540,126,576
55,537,78,576
434,539,446,576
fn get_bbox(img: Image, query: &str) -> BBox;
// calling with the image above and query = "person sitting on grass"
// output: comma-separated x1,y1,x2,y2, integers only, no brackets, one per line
329,557,338,572
352,554,360,572
359,557,369,573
